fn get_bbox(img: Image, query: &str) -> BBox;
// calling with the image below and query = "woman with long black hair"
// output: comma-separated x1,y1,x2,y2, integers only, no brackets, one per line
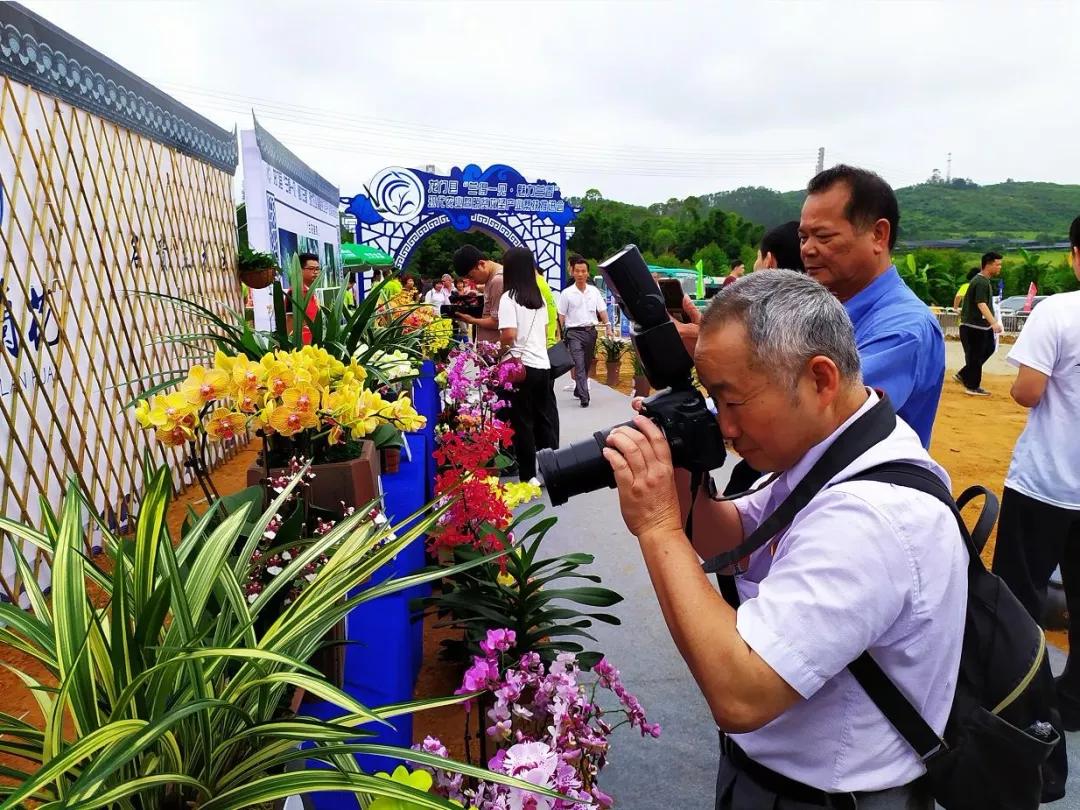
499,247,557,485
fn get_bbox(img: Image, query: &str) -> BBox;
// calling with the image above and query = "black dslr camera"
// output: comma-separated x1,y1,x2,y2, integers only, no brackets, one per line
440,291,484,319
537,245,727,506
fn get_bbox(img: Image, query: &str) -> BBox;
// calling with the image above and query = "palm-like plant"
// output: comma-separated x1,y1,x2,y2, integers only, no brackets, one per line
0,466,559,809
423,506,623,669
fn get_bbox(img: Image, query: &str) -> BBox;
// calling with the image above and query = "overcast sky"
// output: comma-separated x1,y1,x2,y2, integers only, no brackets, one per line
20,0,1080,205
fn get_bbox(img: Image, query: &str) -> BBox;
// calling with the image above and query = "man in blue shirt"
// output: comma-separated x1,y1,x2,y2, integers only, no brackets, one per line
799,165,944,447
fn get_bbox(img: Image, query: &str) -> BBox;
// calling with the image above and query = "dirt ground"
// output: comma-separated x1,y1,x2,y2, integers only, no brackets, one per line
0,350,1052,773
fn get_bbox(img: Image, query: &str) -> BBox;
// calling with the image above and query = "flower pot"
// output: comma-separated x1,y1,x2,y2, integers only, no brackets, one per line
632,375,651,397
238,266,278,290
604,360,622,387
247,439,381,513
380,446,402,474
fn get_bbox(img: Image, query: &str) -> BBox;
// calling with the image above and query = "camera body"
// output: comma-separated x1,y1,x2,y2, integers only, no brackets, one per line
538,244,726,505
638,385,725,475
440,292,484,319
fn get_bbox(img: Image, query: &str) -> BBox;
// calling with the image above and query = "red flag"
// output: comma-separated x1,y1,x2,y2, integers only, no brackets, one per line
1024,282,1037,313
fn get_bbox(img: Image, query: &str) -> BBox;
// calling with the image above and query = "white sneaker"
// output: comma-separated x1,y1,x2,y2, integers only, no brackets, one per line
528,476,544,489
562,383,576,391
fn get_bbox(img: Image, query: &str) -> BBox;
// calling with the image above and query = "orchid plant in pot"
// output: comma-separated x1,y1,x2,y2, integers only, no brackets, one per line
415,629,660,810
129,255,435,497
132,345,425,511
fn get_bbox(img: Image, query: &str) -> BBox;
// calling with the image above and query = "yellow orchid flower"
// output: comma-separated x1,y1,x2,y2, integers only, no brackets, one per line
236,392,261,414
261,356,295,398
266,403,319,436
179,364,230,406
280,383,321,414
502,480,543,509
327,422,345,446
134,399,153,428
206,408,247,442
143,392,198,430
323,387,356,419
342,358,368,386
218,351,263,395
347,388,389,439
155,423,194,447
389,395,426,433
496,570,516,588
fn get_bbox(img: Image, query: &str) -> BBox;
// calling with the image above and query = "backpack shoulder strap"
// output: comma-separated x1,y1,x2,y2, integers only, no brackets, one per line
847,461,998,568
700,395,898,575
842,461,997,762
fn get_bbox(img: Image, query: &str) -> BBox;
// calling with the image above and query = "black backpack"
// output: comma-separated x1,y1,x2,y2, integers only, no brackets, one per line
695,395,1059,810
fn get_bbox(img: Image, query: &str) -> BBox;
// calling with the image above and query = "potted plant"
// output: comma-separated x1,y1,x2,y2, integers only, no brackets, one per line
598,336,628,387
237,245,280,290
0,466,562,809
132,345,426,513
372,422,406,474
129,258,438,509
631,347,650,398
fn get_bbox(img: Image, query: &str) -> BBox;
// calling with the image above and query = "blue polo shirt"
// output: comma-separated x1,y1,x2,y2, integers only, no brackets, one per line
843,267,944,448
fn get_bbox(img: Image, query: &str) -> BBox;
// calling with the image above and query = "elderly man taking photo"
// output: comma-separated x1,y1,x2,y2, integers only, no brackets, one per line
603,271,967,809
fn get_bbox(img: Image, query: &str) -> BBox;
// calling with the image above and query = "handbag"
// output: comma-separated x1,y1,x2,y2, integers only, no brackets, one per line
547,340,573,379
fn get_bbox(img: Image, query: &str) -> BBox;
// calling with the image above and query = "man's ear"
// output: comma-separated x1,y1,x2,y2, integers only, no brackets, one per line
807,354,842,400
872,218,891,255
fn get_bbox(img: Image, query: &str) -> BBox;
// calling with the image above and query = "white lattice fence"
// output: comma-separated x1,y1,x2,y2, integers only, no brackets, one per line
0,73,241,603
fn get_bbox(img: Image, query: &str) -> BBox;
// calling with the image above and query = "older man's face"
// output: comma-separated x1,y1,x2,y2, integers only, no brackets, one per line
799,182,888,302
695,322,822,473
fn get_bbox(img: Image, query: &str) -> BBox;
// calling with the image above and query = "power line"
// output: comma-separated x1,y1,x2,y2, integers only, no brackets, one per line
161,81,814,172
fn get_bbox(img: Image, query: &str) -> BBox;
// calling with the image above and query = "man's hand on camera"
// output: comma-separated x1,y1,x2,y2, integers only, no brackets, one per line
602,415,683,542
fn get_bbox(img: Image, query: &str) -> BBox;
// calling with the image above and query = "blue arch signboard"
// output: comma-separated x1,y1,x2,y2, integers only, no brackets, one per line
342,163,576,292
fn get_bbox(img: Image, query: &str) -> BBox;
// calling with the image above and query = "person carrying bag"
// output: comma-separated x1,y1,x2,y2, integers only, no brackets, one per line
498,248,558,485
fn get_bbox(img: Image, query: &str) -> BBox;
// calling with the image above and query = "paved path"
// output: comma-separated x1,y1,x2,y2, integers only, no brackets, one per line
945,337,1015,375
538,379,1078,808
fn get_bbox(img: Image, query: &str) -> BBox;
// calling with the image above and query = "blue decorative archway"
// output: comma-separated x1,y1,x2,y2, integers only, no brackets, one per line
342,163,576,293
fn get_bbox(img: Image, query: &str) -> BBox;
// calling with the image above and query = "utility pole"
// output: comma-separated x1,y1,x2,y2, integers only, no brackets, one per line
816,147,825,175
946,152,952,184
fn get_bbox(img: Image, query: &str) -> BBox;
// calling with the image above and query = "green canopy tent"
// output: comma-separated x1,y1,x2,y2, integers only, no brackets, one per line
340,243,395,268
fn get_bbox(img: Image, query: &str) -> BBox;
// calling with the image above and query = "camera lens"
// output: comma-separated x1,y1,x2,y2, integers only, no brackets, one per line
537,428,620,506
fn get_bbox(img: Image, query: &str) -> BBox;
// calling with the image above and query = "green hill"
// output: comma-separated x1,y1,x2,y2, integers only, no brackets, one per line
704,181,1080,242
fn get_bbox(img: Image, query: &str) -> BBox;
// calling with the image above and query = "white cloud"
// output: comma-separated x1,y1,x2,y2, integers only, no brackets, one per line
20,0,1080,205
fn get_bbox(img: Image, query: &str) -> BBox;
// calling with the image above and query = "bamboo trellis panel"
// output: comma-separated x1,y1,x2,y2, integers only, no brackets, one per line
0,75,242,604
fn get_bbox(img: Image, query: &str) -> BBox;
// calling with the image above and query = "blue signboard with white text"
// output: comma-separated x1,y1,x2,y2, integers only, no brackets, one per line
343,163,577,294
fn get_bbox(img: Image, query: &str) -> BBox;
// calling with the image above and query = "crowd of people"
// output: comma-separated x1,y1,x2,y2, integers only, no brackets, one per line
361,168,1079,808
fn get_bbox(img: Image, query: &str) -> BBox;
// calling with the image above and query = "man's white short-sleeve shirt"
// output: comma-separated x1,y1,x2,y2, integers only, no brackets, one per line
557,283,605,328
729,392,968,792
1005,291,1080,509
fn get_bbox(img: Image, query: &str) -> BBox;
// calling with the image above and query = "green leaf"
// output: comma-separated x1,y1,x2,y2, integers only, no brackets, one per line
51,479,97,737
0,719,148,810
54,773,210,810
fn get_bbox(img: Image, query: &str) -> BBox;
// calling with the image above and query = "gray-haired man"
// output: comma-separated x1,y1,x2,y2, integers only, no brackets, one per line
603,271,968,809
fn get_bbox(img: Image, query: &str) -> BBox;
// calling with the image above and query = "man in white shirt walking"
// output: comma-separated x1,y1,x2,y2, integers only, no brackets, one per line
557,254,610,408
602,271,967,808
992,215,1080,729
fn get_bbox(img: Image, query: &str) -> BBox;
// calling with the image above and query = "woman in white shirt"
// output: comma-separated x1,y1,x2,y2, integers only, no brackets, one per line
498,248,557,485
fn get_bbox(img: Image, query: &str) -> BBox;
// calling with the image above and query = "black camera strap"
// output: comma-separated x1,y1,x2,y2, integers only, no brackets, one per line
697,394,898,578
